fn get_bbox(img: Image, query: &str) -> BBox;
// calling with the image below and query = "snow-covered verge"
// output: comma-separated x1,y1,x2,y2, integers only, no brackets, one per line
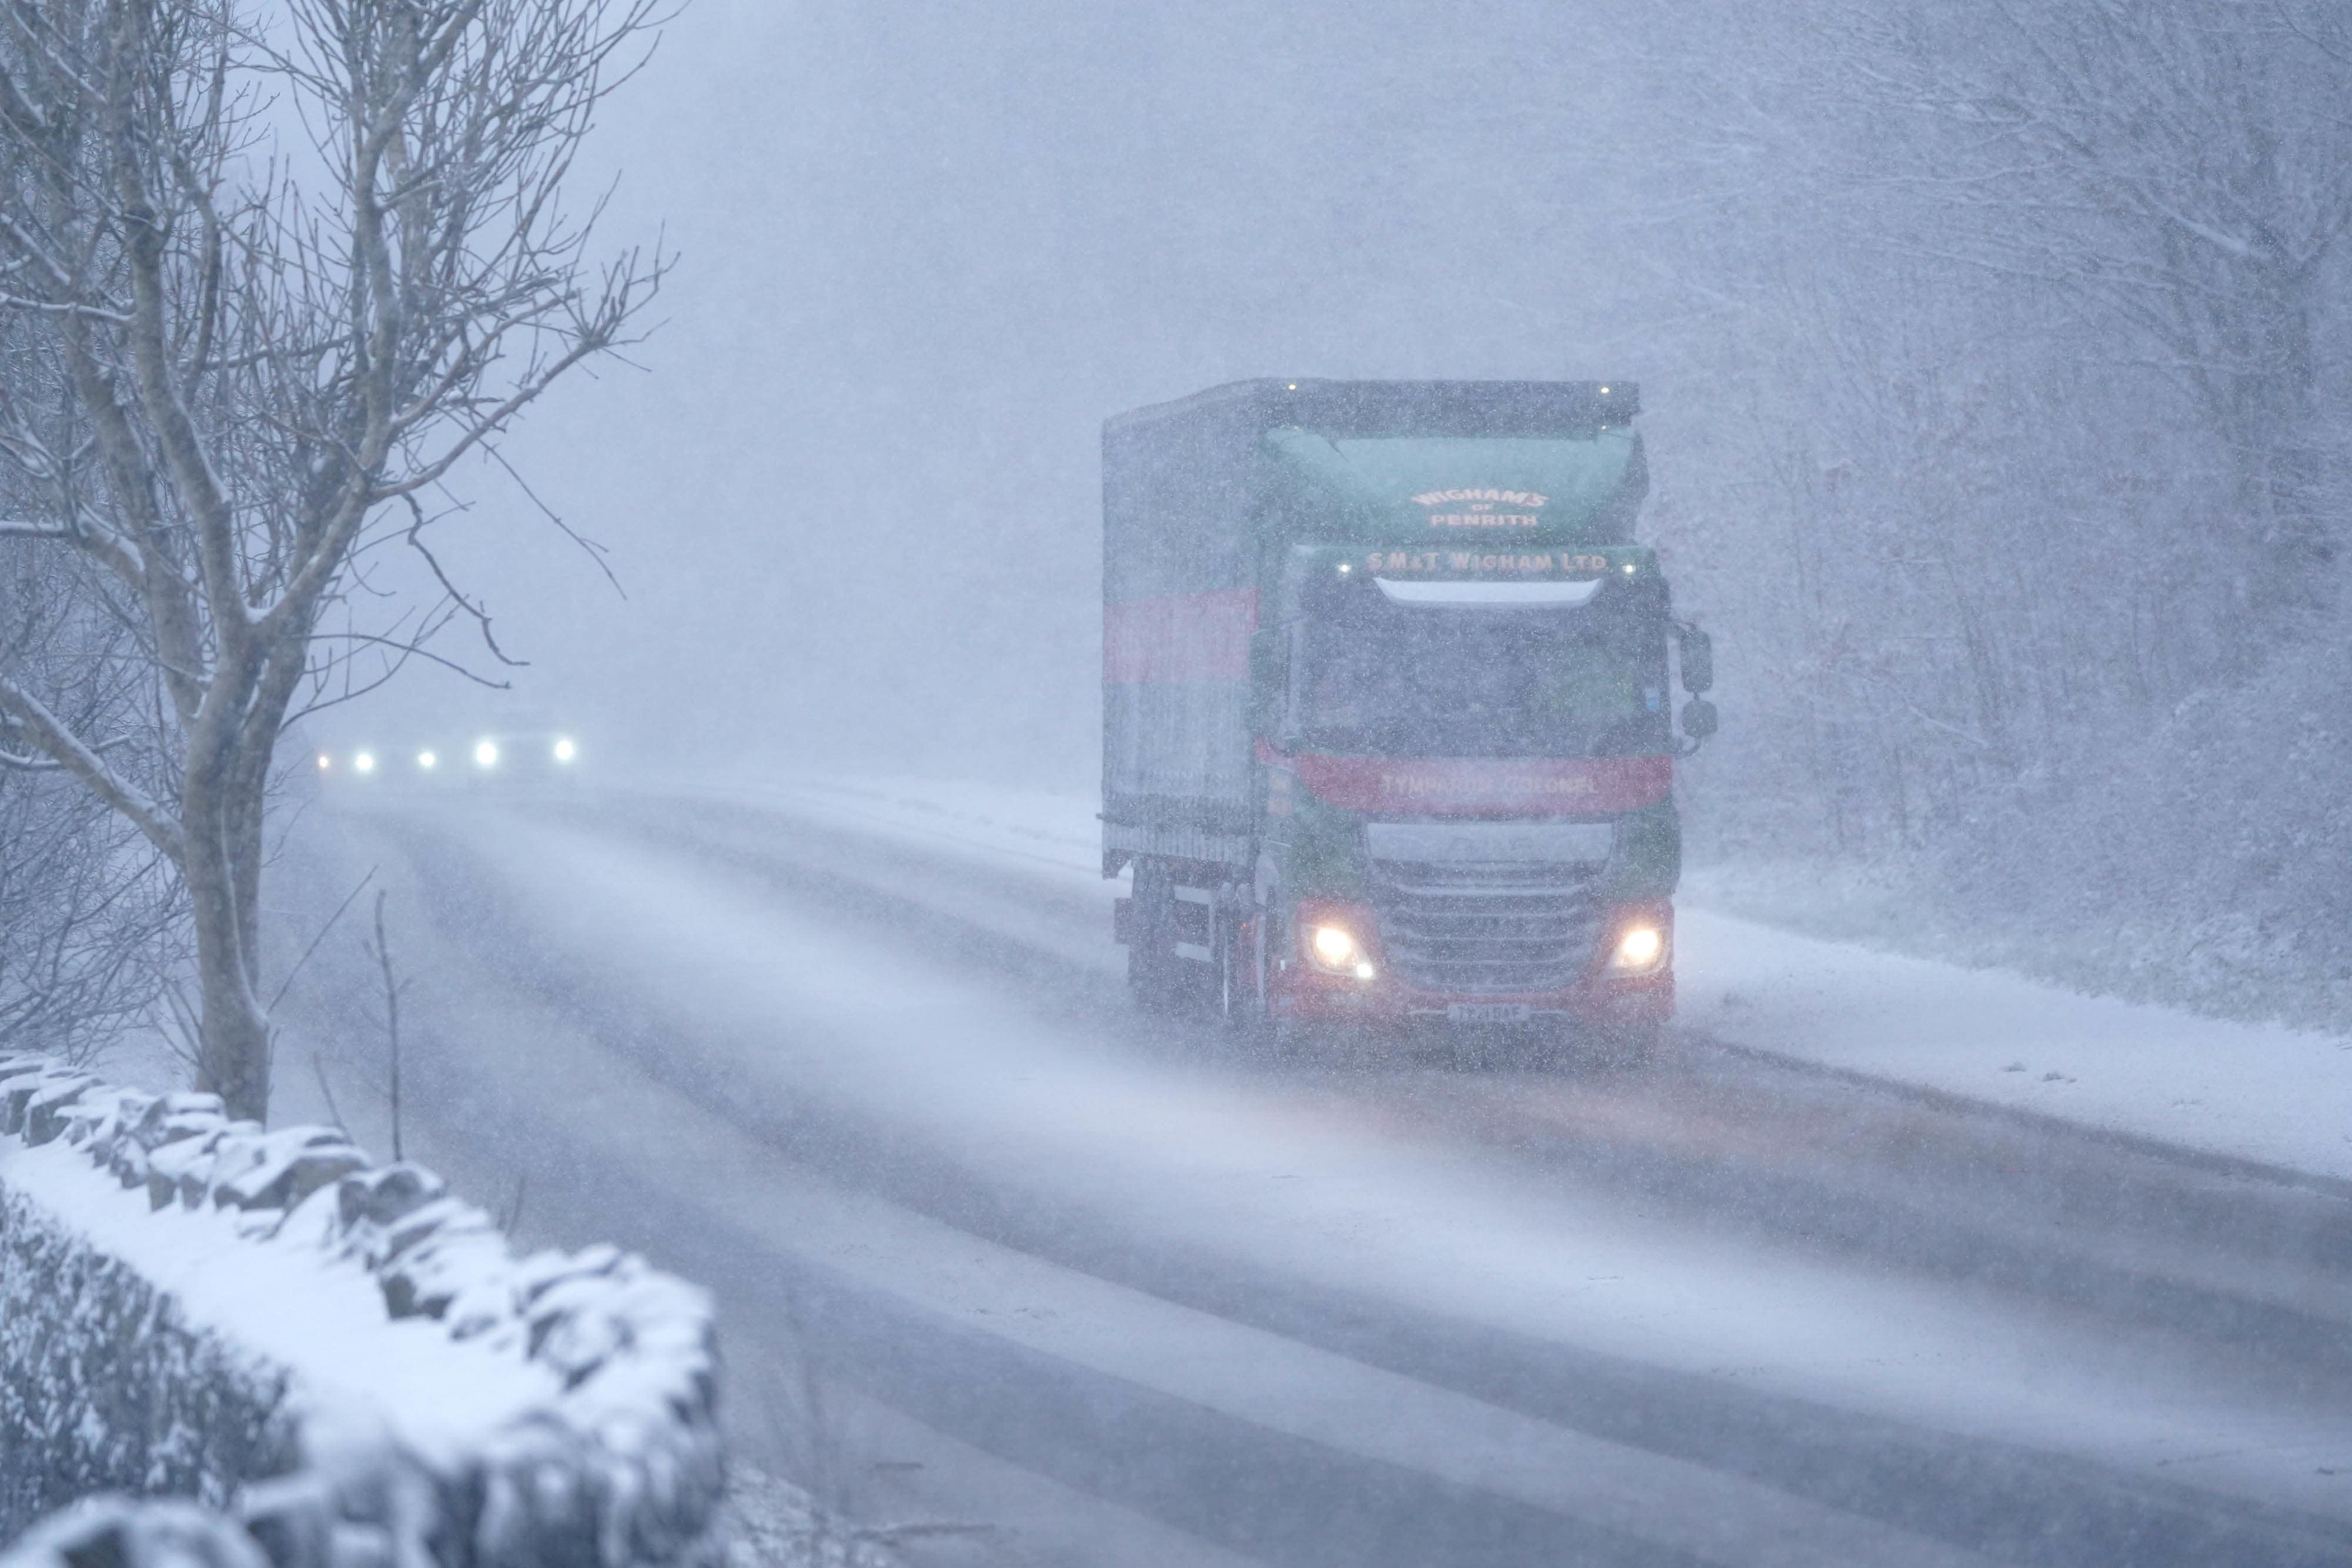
0,1051,724,1568
1673,907,2352,1187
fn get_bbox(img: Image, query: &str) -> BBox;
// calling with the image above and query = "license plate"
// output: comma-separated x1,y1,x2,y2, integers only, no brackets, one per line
1447,1002,1532,1025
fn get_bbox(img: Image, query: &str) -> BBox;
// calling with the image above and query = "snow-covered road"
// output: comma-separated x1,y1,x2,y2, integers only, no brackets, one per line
277,781,2352,1568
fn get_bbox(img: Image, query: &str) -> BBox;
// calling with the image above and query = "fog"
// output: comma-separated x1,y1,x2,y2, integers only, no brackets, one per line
7,4,2352,1564
369,0,2352,1038
412,0,1692,783
340,0,2352,1019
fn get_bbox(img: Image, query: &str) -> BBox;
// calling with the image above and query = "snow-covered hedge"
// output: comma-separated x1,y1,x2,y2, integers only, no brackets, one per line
0,1051,724,1568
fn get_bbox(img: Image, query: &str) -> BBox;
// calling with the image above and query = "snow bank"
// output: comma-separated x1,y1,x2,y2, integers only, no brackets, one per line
0,1051,724,1568
1677,908,2352,1186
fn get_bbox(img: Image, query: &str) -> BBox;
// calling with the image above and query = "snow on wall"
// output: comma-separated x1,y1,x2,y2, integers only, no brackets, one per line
0,1051,725,1568
0,1177,291,1534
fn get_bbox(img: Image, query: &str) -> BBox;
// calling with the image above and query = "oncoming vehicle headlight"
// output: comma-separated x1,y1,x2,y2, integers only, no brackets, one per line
353,750,376,774
1608,923,1667,975
552,736,577,763
1307,922,1377,981
473,739,499,769
417,750,437,770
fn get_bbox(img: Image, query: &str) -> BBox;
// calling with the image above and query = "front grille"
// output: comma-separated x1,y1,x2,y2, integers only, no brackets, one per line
1368,857,1606,994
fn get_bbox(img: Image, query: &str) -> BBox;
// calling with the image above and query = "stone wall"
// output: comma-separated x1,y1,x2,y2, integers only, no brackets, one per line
0,1052,725,1568
0,1182,290,1537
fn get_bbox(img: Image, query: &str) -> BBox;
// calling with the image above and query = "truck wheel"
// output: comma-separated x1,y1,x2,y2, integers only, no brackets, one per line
1132,932,1191,1016
1215,909,1268,1038
1128,861,1195,1015
1127,862,1171,1008
1131,942,1183,1014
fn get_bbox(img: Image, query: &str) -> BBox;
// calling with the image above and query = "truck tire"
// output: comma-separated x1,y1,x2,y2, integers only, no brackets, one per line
1130,941,1182,1016
1214,907,1268,1038
1131,944,1183,1014
1128,861,1191,1015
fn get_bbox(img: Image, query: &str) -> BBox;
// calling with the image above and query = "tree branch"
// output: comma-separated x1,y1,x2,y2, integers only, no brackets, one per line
0,675,184,862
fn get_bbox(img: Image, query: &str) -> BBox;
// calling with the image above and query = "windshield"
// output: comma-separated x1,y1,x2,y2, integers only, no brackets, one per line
1290,579,1668,758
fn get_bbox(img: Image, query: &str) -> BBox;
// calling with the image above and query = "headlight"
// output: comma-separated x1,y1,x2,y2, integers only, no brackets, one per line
1608,924,1666,974
417,750,437,770
552,736,576,763
473,740,498,768
1307,923,1377,981
353,751,376,774
316,754,331,770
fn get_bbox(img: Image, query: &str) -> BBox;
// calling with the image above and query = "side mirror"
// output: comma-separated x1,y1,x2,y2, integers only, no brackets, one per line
1681,698,1718,742
1677,626,1713,694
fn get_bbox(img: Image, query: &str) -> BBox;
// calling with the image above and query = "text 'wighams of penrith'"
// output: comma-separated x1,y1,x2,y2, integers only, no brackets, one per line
1414,487,1550,528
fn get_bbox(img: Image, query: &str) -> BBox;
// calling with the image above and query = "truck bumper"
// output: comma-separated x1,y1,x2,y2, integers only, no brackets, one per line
1269,968,1672,1027
1267,897,1675,1028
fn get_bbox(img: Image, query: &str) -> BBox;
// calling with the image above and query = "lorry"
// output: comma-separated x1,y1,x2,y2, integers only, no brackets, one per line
1101,379,1715,1051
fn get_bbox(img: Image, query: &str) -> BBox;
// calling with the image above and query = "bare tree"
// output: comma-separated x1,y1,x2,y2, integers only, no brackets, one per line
0,215,183,1062
0,0,664,1119
0,553,183,1061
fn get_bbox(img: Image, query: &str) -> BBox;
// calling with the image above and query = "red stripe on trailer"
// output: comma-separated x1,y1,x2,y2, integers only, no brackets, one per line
1104,586,1258,683
1275,750,1671,817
